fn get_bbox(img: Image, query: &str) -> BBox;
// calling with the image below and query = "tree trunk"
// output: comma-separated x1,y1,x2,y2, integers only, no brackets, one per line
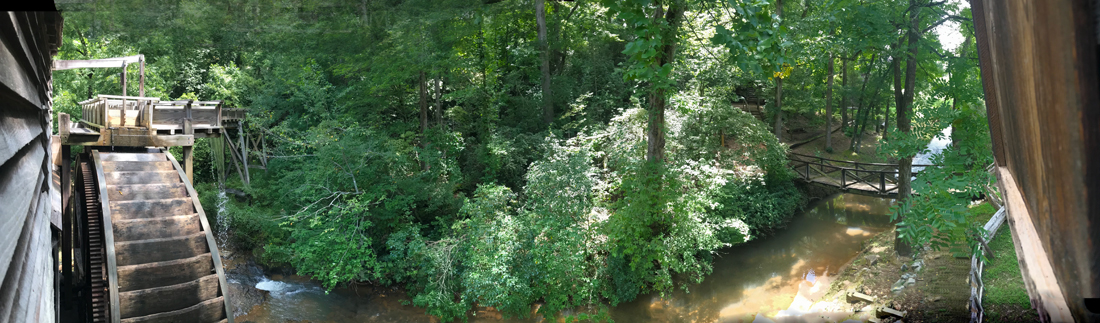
895,0,922,258
891,50,903,140
825,54,834,151
849,54,875,151
773,0,785,141
774,78,784,141
645,3,682,164
536,0,552,125
841,59,849,132
419,70,428,134
434,74,443,128
418,70,430,171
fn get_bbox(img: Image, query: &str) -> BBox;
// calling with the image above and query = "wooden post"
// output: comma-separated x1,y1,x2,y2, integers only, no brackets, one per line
60,145,72,290
144,100,153,135
184,99,193,126
841,169,846,187
880,172,886,193
261,131,267,168
138,57,145,97
239,125,249,185
59,113,70,140
184,107,194,184
120,66,126,97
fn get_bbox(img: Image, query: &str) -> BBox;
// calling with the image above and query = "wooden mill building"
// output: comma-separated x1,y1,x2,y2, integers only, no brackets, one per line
0,9,65,323
971,0,1100,321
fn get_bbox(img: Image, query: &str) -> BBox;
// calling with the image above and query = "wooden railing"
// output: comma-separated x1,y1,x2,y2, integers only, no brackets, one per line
79,95,159,130
222,108,246,121
77,95,227,133
788,152,936,195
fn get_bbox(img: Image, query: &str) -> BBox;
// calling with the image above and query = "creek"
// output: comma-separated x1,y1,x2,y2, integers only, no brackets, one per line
219,193,896,323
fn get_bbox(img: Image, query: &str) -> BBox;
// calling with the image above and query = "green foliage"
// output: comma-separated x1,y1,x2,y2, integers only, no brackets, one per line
453,184,528,315
52,0,990,321
674,96,791,181
603,0,678,91
889,100,994,253
273,195,381,289
711,176,802,238
711,0,792,76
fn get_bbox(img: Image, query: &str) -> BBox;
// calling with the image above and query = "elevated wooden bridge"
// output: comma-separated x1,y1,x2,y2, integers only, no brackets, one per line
788,152,934,197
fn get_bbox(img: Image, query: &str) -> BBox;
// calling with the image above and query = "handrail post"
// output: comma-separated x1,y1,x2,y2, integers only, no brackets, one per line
215,101,223,129
880,171,886,193
144,100,154,135
841,169,846,187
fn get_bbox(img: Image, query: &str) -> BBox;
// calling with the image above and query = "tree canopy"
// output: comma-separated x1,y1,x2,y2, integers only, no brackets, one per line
53,0,990,321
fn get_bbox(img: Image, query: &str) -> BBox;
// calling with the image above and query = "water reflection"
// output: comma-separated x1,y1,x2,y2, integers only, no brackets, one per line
225,193,893,322
610,193,894,323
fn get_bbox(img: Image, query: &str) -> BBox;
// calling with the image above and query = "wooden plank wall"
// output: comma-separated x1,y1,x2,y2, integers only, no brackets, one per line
970,0,1100,321
0,10,63,323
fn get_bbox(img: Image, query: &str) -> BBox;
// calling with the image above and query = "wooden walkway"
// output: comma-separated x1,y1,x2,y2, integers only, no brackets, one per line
788,152,935,197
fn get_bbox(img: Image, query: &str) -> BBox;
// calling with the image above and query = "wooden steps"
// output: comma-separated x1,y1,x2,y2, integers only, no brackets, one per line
107,183,188,201
101,161,175,172
110,198,193,219
105,171,180,185
114,233,209,266
120,297,225,323
119,275,220,318
91,151,229,323
113,214,201,242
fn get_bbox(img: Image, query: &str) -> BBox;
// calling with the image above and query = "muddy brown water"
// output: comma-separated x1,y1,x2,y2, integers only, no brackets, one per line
222,193,895,323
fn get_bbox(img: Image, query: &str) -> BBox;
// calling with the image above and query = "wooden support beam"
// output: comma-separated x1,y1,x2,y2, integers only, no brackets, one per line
60,145,71,289
997,167,1074,322
261,131,267,168
239,126,249,185
51,55,143,70
223,135,247,185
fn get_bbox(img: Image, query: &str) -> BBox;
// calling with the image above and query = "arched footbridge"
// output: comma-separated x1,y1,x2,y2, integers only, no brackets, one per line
788,152,936,197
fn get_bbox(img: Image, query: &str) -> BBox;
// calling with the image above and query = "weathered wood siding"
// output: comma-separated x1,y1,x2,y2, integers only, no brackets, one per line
0,10,64,323
970,0,1100,321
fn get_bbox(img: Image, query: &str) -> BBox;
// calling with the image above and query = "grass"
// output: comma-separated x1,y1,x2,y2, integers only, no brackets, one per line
979,203,1039,322
984,230,1029,305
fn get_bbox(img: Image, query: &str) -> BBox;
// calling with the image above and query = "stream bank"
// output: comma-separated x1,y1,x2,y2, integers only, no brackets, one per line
215,191,897,322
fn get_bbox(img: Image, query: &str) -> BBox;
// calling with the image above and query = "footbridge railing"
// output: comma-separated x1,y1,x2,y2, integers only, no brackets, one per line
788,152,936,196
